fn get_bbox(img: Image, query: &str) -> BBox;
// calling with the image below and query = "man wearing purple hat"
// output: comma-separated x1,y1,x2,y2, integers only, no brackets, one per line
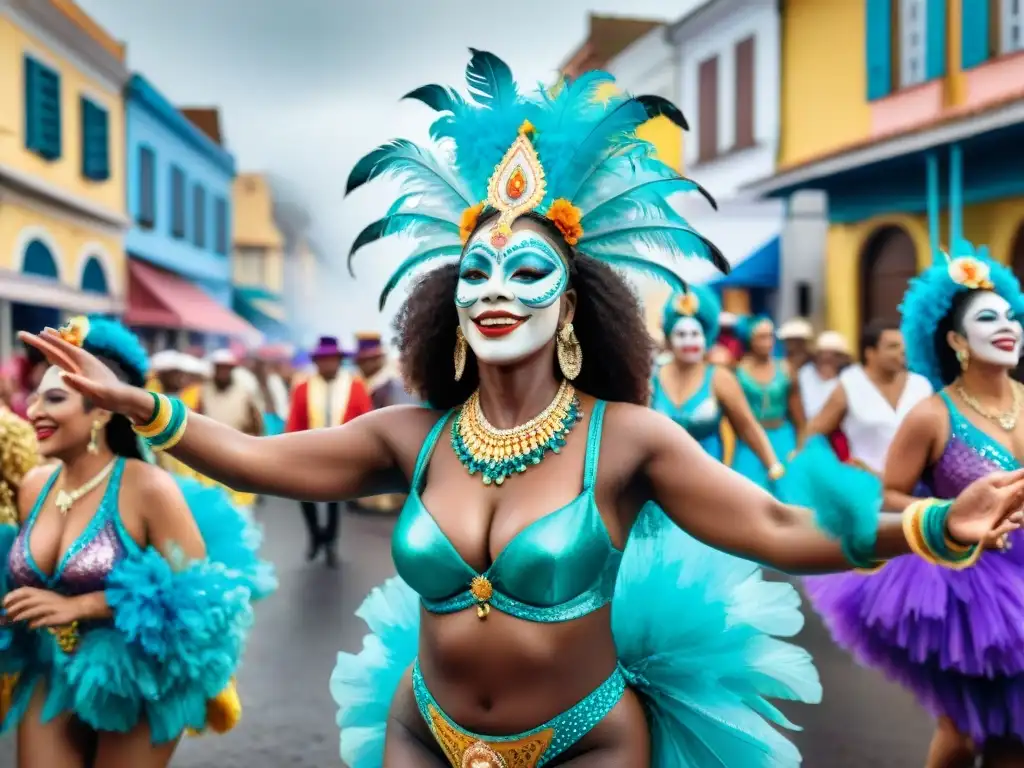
286,335,372,566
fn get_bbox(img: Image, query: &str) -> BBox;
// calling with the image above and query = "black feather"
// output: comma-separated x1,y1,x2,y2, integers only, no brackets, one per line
402,84,462,114
635,95,688,131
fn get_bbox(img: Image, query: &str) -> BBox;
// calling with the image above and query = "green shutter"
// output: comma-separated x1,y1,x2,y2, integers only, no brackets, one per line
866,0,893,100
24,56,62,160
80,97,109,181
925,0,947,80
961,0,990,69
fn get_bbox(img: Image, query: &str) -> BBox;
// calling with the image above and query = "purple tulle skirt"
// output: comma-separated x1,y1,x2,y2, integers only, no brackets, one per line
806,530,1024,743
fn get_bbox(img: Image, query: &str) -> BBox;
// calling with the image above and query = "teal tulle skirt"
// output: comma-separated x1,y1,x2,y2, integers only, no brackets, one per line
331,504,822,767
734,421,796,488
0,478,276,742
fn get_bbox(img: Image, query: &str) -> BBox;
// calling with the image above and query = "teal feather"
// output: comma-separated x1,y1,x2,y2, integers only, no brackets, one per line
347,212,460,277
580,219,730,274
578,169,717,217
594,253,687,293
377,241,462,309
401,84,465,114
345,140,472,215
465,48,517,108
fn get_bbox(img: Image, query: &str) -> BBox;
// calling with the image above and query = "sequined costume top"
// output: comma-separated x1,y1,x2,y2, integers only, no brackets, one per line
650,365,722,445
928,392,1020,495
7,458,135,597
391,401,623,623
737,364,790,423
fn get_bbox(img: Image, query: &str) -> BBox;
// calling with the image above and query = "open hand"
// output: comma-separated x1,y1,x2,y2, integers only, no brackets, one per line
946,467,1024,545
3,587,83,629
18,329,137,415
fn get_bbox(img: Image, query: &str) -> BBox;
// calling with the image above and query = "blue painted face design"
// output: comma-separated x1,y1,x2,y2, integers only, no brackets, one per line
455,231,568,310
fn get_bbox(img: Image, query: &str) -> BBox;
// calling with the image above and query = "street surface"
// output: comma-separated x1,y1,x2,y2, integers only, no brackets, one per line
1,498,935,766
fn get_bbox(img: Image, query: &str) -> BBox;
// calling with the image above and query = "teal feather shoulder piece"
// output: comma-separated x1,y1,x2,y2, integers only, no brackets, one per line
346,48,728,310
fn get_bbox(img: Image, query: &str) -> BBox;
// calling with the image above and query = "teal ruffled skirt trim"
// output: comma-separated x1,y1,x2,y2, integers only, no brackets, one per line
331,504,822,767
0,479,276,743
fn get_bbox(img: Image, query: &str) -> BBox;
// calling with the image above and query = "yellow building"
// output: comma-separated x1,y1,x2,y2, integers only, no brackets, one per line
746,0,1024,350
231,172,290,340
0,0,128,357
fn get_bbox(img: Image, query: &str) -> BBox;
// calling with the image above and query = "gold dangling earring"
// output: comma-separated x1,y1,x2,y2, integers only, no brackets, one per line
454,326,468,382
557,322,582,380
956,348,970,372
87,420,101,454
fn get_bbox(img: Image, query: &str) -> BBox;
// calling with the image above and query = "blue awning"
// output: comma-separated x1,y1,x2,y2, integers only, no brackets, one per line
710,235,779,289
233,287,291,343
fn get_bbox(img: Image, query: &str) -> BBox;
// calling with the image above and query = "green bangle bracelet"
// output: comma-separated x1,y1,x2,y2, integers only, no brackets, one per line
148,398,186,448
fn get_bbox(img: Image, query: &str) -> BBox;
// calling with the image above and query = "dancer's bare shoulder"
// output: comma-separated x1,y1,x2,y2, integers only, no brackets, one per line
363,404,452,477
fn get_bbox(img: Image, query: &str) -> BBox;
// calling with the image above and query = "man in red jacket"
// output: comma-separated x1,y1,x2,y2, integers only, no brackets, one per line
286,336,372,566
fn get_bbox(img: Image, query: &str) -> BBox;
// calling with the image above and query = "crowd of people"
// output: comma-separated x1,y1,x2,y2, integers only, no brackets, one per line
2,47,1024,768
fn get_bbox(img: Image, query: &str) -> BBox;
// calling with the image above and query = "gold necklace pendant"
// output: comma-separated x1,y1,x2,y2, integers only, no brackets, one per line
957,381,1023,432
54,458,117,516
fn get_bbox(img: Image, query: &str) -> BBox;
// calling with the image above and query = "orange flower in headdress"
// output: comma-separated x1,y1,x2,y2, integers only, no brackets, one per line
675,291,700,317
57,316,90,348
947,257,994,290
545,198,584,247
459,202,485,245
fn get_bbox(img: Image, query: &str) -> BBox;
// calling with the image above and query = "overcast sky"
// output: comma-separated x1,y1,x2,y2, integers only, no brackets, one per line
77,0,705,340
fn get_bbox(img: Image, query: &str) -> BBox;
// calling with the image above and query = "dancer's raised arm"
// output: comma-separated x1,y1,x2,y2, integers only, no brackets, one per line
19,329,410,501
629,406,1024,573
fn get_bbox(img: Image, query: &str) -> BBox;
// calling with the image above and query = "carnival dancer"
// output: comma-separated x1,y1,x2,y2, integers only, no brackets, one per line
16,54,1024,768
653,286,782,471
801,321,932,476
787,242,1024,767
0,316,274,767
286,336,373,566
352,332,415,514
732,316,804,488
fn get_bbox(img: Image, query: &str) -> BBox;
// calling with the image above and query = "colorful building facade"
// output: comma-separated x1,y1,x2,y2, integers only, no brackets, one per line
746,0,1024,350
0,0,128,359
232,172,289,341
123,76,257,351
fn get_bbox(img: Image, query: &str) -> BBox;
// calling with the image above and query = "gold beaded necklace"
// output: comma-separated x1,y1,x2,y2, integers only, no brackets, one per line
956,379,1024,432
450,380,582,485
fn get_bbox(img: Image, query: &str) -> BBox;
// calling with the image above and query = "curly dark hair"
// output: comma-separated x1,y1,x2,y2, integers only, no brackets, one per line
394,238,656,409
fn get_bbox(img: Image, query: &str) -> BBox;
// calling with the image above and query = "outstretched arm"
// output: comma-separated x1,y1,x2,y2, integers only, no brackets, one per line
19,330,411,501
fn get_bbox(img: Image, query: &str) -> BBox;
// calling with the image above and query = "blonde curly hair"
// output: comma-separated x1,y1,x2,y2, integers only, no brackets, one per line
0,409,39,526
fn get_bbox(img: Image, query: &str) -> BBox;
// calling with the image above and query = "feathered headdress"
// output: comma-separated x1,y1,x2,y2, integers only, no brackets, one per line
347,49,728,310
901,239,1024,389
56,316,150,387
662,284,721,346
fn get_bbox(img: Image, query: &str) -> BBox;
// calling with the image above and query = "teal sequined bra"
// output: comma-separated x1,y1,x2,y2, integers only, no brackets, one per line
392,400,622,622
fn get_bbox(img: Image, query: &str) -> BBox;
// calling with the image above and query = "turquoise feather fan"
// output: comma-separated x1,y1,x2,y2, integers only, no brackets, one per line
346,49,729,310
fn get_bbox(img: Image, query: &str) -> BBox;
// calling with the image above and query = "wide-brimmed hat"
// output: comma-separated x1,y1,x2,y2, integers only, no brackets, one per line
815,330,851,355
777,318,814,341
208,349,238,366
354,331,386,361
311,336,345,359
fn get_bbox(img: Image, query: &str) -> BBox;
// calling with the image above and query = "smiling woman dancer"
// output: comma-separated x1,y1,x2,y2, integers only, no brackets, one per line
18,53,1024,768
1,317,274,768
653,285,782,468
792,242,1024,768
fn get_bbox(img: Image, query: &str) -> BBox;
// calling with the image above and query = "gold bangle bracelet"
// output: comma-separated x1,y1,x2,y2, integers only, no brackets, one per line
134,394,173,438
767,463,785,481
152,415,188,452
902,500,940,565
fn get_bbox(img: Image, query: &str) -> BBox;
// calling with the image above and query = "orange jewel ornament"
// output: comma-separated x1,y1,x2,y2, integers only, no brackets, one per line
506,167,526,200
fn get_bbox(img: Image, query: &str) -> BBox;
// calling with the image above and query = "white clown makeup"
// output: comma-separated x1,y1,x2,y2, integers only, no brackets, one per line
670,316,706,364
959,290,1023,368
456,225,568,365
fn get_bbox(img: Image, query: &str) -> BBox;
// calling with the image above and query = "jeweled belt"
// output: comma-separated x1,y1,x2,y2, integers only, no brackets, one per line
428,704,552,768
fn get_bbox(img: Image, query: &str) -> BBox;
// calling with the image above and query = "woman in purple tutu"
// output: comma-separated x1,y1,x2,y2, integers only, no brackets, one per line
802,240,1024,767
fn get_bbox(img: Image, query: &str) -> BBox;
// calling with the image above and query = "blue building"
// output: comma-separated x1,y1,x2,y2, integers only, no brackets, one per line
123,74,256,351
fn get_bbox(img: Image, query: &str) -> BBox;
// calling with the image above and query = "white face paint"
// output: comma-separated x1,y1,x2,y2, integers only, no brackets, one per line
455,223,568,365
670,316,705,363
38,365,70,394
960,291,1023,368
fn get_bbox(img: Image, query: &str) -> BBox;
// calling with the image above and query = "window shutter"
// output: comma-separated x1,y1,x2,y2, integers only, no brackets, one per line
925,0,947,80
80,97,110,181
24,56,62,160
866,0,893,100
960,0,990,69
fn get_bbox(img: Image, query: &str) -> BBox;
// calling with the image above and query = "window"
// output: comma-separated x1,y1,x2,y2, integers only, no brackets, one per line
697,56,719,162
171,166,186,238
899,0,928,87
734,37,755,150
193,185,206,248
24,56,61,160
137,146,155,228
236,247,267,284
1002,0,1024,54
214,197,228,255
80,97,109,180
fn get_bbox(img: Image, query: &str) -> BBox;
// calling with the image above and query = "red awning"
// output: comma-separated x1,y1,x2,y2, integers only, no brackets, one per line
125,260,261,340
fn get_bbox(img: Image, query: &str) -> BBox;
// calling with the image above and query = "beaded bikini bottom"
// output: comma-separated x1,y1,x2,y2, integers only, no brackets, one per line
411,661,625,768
